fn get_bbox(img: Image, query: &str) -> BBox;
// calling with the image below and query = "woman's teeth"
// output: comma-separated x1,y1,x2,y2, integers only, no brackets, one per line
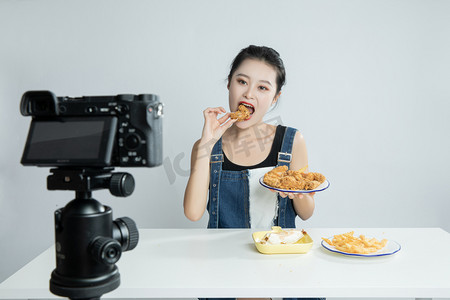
241,103,255,114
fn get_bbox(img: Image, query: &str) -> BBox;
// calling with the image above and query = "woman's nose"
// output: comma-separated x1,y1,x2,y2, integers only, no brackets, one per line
244,86,255,99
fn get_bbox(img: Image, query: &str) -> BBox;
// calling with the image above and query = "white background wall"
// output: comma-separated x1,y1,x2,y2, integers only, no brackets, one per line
1,0,449,293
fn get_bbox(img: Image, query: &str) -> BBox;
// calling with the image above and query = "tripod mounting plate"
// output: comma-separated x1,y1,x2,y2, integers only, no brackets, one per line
47,167,135,197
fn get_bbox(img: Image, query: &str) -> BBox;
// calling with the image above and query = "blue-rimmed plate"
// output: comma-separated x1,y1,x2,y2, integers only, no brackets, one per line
321,238,401,257
259,177,330,194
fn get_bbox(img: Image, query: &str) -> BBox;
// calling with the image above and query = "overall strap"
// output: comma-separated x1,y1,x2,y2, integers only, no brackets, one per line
208,138,223,228
210,138,224,164
277,127,297,167
276,127,298,228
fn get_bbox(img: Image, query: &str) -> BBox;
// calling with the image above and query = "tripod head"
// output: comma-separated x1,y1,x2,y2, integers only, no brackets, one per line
48,167,139,300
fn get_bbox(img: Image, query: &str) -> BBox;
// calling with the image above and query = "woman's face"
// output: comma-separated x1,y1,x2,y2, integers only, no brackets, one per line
228,58,280,128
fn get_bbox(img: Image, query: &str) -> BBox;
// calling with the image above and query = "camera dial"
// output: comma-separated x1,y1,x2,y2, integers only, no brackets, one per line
115,104,129,114
125,134,141,150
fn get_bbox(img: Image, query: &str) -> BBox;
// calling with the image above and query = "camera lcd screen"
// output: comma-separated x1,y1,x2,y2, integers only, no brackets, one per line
21,117,117,167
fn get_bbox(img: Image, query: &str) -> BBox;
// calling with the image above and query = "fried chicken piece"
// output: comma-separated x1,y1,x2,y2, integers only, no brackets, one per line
279,176,296,190
230,104,250,121
290,170,305,182
302,172,326,184
284,170,307,189
304,180,321,190
268,165,288,176
311,172,326,184
263,166,287,188
285,170,296,176
263,173,281,188
280,176,305,190
302,172,315,181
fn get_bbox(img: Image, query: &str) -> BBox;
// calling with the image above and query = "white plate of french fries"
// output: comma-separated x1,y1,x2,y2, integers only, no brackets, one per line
321,231,401,257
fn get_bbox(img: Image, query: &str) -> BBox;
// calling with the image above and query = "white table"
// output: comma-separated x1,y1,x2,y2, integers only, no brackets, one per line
1,228,450,299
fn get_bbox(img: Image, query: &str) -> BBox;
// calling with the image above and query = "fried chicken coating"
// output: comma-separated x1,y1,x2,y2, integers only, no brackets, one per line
302,172,326,183
263,166,326,191
268,165,288,176
280,176,306,190
263,173,281,188
304,180,321,190
230,104,250,121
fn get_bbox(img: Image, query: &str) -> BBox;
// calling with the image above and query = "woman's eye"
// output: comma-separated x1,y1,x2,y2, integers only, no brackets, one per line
238,79,247,85
259,86,268,91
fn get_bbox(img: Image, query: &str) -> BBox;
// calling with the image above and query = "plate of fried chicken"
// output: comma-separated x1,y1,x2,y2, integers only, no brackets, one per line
260,165,330,193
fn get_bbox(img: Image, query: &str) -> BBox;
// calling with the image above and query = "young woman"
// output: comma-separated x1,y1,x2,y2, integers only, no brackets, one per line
184,45,323,300
184,45,318,228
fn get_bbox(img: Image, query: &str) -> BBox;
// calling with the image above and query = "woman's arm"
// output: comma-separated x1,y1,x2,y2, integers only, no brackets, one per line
183,139,213,221
279,131,316,220
183,107,236,221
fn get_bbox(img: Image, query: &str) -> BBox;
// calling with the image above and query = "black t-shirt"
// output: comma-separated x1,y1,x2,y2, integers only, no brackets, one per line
222,125,287,171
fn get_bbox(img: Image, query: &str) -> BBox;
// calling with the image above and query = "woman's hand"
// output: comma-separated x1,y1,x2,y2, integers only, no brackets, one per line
200,107,236,146
183,107,236,221
275,191,315,200
270,189,316,220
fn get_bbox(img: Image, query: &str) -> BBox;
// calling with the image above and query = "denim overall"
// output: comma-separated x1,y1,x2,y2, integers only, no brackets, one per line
207,127,297,229
203,127,325,300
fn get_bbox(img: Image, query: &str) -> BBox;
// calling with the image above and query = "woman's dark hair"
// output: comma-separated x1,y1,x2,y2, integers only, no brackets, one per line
228,45,286,95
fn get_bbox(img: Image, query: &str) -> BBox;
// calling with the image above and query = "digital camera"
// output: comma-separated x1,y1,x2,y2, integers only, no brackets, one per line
20,90,163,168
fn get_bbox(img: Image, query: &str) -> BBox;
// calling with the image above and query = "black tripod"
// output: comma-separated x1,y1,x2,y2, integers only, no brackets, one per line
47,168,139,300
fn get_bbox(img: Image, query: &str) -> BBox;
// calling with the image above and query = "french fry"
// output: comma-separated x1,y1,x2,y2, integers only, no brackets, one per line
298,165,308,173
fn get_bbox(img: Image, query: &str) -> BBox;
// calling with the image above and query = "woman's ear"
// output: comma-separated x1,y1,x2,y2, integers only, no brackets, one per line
272,91,281,105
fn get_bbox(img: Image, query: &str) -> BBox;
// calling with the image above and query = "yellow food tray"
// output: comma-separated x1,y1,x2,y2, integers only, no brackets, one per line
252,230,313,254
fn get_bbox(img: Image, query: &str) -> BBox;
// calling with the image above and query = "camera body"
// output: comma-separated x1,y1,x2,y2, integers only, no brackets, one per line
21,90,163,168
